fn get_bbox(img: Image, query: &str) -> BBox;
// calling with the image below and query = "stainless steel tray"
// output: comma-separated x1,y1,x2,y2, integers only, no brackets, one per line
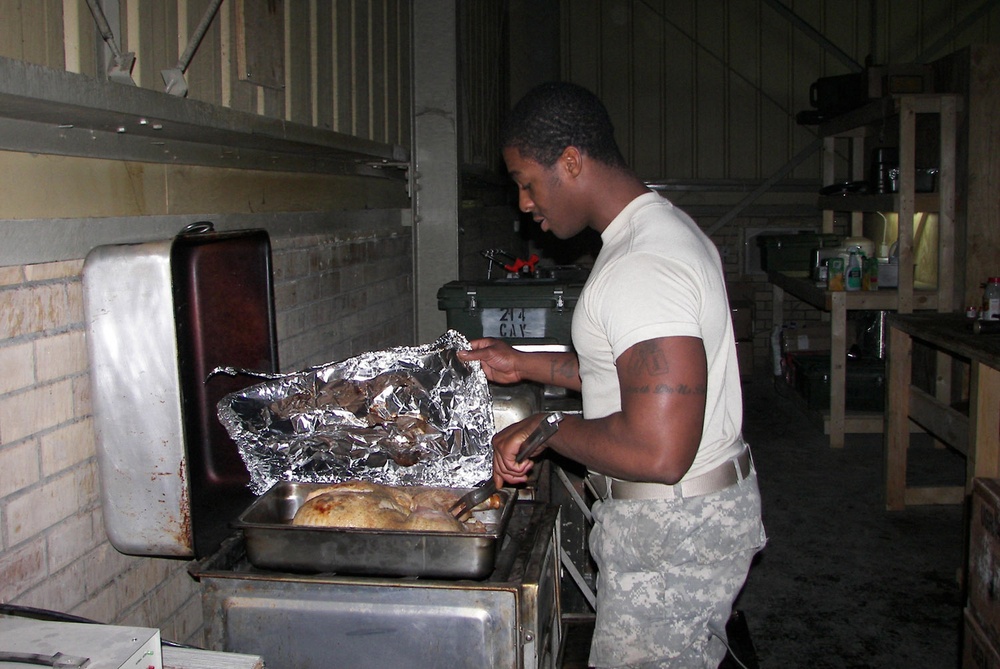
233,481,517,578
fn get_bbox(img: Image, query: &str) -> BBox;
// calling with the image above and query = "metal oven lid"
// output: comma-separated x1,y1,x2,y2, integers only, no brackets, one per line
83,226,278,559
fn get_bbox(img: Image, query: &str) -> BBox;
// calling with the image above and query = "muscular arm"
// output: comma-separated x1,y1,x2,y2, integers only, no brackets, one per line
493,336,707,485
458,338,582,392
519,349,581,391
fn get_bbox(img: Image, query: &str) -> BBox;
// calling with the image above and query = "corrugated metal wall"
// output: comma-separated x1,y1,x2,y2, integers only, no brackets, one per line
0,0,411,150
559,0,1000,183
459,0,508,174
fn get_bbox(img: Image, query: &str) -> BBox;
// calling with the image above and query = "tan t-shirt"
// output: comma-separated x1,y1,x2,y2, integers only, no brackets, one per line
572,191,744,480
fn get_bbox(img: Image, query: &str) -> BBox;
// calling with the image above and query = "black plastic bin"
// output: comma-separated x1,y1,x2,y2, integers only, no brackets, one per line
756,232,840,273
437,279,584,347
789,353,886,412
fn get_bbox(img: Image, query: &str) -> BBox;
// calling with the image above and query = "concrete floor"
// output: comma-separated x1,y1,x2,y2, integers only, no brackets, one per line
560,376,968,668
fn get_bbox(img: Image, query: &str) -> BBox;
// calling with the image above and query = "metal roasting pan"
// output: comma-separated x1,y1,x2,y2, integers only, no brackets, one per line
233,481,518,578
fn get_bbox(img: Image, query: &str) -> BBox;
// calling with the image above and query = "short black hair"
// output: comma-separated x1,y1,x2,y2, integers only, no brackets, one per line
501,81,628,169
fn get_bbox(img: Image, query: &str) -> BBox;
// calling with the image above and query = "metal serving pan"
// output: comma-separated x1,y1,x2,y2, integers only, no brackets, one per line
233,482,517,578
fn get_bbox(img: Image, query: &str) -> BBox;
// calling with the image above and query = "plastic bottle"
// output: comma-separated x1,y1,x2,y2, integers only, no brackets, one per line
827,257,845,291
843,236,875,259
845,249,863,291
983,277,1000,320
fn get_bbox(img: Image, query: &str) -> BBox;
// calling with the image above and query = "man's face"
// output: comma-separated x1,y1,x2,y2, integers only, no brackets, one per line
503,146,587,239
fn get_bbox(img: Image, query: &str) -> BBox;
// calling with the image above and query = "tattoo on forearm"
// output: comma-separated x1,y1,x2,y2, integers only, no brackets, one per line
550,358,577,383
622,383,707,396
627,341,670,376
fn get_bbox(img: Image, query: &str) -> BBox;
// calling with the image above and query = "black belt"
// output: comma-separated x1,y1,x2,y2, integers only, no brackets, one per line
590,446,753,501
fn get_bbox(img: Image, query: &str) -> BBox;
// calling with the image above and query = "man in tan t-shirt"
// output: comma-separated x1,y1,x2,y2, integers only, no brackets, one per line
458,81,766,669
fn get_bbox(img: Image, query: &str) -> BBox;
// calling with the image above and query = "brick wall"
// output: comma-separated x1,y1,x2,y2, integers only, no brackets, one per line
0,259,205,643
272,227,415,371
0,226,415,646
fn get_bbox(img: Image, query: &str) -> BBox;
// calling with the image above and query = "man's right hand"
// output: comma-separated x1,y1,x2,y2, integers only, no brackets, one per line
457,338,523,384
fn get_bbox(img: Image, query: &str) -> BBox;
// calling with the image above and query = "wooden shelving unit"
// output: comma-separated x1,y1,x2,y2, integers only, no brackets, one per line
770,94,961,448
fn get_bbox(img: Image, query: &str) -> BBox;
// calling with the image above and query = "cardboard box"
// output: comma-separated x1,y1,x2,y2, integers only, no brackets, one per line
965,607,1000,669
969,478,1000,652
781,326,832,354
867,63,934,98
730,301,754,342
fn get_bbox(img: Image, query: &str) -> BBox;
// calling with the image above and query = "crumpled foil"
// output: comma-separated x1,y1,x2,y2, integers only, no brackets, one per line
216,330,495,494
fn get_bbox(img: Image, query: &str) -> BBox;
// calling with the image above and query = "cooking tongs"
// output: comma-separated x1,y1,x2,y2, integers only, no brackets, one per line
449,411,565,519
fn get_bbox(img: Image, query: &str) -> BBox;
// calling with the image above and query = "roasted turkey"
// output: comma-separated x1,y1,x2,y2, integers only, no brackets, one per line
291,480,488,532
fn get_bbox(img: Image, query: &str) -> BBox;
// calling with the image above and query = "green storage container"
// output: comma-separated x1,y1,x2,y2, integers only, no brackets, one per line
790,353,886,412
757,232,841,272
437,279,584,346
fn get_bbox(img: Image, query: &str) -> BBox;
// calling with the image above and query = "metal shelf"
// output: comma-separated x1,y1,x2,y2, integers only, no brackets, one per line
0,56,408,178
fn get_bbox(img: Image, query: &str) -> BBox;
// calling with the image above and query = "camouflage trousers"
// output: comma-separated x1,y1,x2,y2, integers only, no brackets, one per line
588,470,766,668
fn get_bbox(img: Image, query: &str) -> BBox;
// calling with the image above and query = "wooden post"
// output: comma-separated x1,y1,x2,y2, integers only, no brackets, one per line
885,324,912,510
970,362,1000,486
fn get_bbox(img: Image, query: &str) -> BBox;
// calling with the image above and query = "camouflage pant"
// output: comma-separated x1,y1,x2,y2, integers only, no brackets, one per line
588,470,766,668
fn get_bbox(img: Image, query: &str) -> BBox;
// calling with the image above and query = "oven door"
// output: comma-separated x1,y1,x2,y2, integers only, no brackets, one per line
191,502,561,669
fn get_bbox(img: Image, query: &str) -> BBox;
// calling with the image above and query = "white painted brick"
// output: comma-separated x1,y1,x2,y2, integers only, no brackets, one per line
40,418,95,476
117,558,174,615
94,504,106,534
0,341,35,394
0,440,40,497
0,266,23,287
81,541,137,594
118,602,150,630
273,247,310,280
0,378,75,444
75,459,100,509
19,556,88,614
23,259,84,282
71,583,117,623
0,537,46,601
6,469,82,544
35,330,88,382
115,562,152,611
161,594,206,647
149,556,180,589
0,283,68,339
47,510,101,572
65,280,84,325
72,375,92,418
129,567,202,639
151,567,202,624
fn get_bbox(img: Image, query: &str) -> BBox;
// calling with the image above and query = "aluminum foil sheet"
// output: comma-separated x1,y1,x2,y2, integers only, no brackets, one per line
216,331,495,494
